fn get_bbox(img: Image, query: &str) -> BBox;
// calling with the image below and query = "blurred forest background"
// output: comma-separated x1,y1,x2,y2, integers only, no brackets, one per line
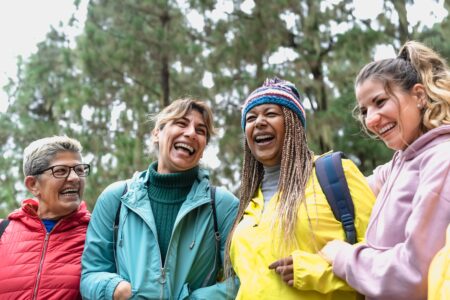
1,0,449,217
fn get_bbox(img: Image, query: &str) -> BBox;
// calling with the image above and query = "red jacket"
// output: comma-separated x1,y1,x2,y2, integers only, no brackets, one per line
0,199,90,300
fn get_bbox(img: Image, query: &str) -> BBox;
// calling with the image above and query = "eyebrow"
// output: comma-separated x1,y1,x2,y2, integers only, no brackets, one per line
371,93,385,103
180,116,207,129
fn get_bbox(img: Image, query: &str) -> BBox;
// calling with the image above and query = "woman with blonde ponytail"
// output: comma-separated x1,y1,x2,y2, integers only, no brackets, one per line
227,77,375,299
321,41,450,300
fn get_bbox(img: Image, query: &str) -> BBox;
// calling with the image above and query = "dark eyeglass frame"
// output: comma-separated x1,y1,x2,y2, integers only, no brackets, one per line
33,164,91,179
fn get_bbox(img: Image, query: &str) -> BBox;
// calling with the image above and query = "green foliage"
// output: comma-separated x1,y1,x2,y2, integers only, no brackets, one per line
0,0,448,217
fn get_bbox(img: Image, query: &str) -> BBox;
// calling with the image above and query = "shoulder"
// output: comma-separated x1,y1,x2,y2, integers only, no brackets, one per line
214,186,238,205
211,186,239,219
422,139,450,162
92,180,129,216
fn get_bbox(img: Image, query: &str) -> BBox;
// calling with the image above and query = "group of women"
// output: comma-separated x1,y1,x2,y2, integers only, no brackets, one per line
0,40,448,300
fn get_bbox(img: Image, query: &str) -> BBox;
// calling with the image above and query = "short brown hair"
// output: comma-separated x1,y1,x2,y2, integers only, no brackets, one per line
150,98,216,152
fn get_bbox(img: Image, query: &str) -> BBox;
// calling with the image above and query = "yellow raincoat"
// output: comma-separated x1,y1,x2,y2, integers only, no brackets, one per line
428,224,450,300
230,157,375,300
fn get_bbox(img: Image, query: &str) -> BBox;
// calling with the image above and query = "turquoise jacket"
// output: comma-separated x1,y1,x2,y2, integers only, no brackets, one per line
80,167,239,299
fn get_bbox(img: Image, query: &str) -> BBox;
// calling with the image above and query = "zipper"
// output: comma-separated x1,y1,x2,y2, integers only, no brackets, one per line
123,193,211,300
121,204,168,300
32,232,50,300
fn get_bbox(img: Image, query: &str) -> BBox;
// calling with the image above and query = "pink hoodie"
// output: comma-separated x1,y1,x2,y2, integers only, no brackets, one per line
333,125,450,300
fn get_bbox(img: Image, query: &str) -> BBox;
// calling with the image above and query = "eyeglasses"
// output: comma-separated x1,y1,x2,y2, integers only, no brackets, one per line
33,164,91,178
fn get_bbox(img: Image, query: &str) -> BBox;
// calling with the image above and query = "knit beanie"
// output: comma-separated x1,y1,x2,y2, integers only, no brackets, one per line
241,77,306,130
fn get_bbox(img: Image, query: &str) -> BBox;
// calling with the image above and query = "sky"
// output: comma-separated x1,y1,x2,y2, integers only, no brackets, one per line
0,0,447,114
0,0,87,113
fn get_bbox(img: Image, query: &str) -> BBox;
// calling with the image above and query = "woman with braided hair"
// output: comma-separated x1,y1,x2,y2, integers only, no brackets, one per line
226,77,375,299
321,41,450,299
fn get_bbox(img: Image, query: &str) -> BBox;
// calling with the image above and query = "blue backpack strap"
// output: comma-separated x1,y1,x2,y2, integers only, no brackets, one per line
315,152,357,244
0,219,10,240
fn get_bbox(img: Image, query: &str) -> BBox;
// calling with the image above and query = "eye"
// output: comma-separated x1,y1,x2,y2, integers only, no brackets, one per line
246,115,256,123
196,127,207,136
266,111,279,117
53,166,68,177
74,165,87,175
375,98,387,107
175,119,187,127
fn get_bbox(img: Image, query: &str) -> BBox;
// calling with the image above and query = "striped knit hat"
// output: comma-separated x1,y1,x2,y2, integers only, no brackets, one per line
241,77,306,130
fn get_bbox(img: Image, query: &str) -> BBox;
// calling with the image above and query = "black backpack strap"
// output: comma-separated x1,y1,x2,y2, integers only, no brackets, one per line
202,185,221,286
315,152,357,244
113,181,128,269
0,219,10,240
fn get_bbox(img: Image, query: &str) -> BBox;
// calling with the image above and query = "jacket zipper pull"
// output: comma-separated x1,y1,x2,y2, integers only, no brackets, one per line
159,267,166,284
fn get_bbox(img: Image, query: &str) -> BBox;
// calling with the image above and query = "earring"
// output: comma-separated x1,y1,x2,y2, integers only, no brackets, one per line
417,103,423,109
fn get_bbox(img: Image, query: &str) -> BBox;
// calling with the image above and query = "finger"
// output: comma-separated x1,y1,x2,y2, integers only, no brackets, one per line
268,260,280,269
269,256,292,269
276,264,294,275
282,272,294,282
288,279,294,286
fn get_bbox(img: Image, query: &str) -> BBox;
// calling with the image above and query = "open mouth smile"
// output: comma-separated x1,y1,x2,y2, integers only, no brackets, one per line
174,142,195,155
254,134,275,145
378,123,396,136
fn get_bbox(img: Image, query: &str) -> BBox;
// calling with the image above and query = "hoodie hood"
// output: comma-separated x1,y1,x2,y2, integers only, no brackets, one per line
401,125,450,161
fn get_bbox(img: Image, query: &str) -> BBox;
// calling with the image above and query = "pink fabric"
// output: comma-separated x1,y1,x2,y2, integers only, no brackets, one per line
333,125,450,300
0,199,90,300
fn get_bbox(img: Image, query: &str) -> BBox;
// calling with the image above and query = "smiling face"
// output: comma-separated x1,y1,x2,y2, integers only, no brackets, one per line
245,104,285,167
356,79,425,151
154,109,208,173
25,151,85,219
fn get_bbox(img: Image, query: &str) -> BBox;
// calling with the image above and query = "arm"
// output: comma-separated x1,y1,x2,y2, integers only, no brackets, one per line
271,158,375,293
187,187,239,300
332,148,450,299
80,182,130,300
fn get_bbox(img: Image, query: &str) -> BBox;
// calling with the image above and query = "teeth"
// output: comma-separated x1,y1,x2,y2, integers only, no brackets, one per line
379,123,395,135
61,189,78,194
255,135,273,142
175,143,194,154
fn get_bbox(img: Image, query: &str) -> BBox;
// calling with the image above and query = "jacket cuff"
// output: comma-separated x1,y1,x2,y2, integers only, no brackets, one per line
106,277,125,300
292,250,331,290
332,242,354,279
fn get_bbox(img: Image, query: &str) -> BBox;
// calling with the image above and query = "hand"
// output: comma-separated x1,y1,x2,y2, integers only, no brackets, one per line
320,240,349,264
268,256,294,286
113,281,132,300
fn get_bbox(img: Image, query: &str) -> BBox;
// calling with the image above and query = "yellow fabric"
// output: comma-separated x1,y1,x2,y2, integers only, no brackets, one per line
428,224,450,300
230,158,375,300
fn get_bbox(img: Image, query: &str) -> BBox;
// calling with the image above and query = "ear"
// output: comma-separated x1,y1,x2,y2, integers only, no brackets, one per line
24,176,41,197
152,128,160,144
411,83,427,107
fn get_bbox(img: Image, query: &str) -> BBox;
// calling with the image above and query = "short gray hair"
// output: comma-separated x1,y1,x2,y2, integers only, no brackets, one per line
23,136,83,176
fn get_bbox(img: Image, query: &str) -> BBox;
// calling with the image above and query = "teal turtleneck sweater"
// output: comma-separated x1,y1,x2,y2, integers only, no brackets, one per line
147,162,198,263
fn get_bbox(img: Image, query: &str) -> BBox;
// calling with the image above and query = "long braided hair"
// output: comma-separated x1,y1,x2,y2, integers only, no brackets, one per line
224,106,314,279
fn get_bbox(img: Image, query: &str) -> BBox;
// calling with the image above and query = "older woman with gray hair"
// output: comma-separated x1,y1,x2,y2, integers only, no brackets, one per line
0,136,91,300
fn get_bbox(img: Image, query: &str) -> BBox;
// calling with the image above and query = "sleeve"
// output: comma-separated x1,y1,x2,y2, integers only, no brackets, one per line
80,181,128,300
291,250,354,292
187,187,240,299
333,147,450,299
291,158,375,293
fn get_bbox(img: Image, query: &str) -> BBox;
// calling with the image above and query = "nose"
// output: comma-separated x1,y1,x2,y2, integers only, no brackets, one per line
66,168,81,181
255,114,267,128
365,108,381,131
184,123,197,139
